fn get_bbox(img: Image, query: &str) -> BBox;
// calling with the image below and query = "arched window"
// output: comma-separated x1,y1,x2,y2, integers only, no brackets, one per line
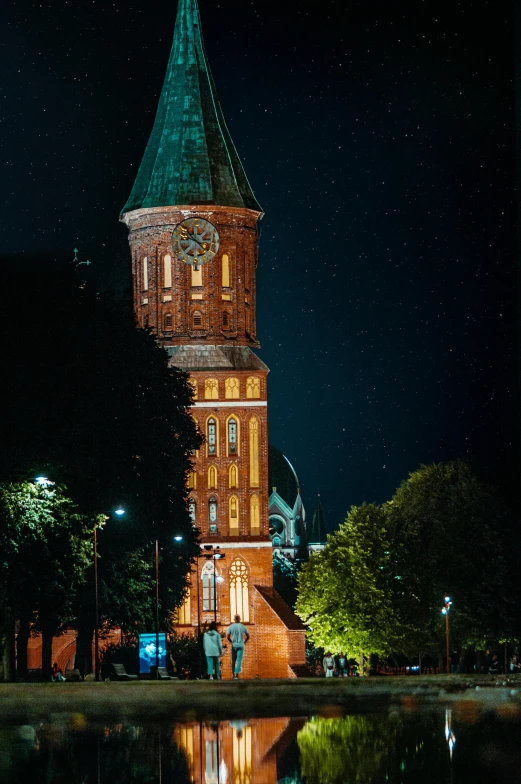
187,469,197,490
225,378,240,399
188,499,196,525
229,464,238,488
192,311,203,329
202,561,215,612
229,559,249,623
175,587,191,625
222,254,230,288
246,376,261,399
228,417,238,456
229,495,239,533
204,378,219,400
249,417,259,487
142,257,148,291
207,417,217,456
164,312,173,330
250,494,260,534
208,465,218,489
209,496,218,532
164,255,172,288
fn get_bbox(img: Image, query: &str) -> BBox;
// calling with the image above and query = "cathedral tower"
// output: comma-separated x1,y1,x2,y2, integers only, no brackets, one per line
121,0,305,678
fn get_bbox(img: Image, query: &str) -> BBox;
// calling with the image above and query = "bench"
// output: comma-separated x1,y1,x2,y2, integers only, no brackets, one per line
157,666,178,680
111,663,138,681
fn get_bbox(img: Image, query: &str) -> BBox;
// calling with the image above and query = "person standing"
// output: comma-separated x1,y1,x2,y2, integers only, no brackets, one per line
336,653,348,677
323,652,335,677
203,621,223,680
227,614,250,679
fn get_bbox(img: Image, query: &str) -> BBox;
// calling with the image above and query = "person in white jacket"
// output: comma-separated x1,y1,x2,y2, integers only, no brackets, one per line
203,621,223,679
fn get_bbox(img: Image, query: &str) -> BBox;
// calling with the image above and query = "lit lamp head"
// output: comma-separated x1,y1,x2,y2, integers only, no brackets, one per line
445,596,451,604
174,535,183,542
115,508,126,517
35,476,53,487
441,608,448,615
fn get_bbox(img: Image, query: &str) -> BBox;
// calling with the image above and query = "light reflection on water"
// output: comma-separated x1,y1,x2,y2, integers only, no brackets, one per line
1,705,521,783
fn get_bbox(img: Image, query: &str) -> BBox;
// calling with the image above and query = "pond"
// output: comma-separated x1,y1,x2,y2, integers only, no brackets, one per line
1,704,520,782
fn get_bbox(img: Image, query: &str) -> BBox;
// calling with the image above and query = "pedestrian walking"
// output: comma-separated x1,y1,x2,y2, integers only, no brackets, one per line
203,621,223,680
323,652,335,677
226,614,250,679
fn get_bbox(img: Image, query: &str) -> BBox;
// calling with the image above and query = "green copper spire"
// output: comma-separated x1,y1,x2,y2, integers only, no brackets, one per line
122,0,261,214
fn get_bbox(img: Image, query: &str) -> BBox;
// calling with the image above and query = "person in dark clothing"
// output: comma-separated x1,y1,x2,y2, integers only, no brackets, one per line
489,653,502,674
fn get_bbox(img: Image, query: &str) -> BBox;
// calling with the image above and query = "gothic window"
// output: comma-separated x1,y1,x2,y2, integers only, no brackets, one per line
208,465,218,489
174,587,191,625
229,559,249,623
142,257,148,291
164,312,173,330
192,310,203,329
250,494,260,534
229,495,239,533
229,464,238,488
187,469,197,489
225,378,240,399
246,376,261,399
163,255,172,288
191,266,202,287
188,378,198,400
249,417,259,487
204,378,219,400
202,561,215,611
207,418,217,456
222,254,230,288
188,499,196,524
228,417,238,456
222,311,230,330
209,496,218,528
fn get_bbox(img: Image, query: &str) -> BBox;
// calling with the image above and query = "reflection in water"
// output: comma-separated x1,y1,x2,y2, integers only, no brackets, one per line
1,706,521,782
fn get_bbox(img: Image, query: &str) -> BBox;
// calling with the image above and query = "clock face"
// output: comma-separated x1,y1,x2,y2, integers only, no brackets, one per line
172,218,220,268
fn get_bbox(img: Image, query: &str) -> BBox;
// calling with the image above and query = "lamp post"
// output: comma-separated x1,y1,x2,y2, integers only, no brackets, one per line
154,535,184,679
441,596,452,674
201,546,225,624
94,507,125,682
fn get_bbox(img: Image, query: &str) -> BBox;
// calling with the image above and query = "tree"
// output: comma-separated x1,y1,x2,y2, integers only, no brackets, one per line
273,551,299,609
296,504,405,669
0,480,91,680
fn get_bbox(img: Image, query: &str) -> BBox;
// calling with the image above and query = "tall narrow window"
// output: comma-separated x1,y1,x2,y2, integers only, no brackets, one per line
228,417,238,456
202,562,215,611
222,311,230,330
246,376,261,399
142,257,148,291
225,378,240,399
188,378,198,400
164,255,172,288
229,464,238,488
229,559,249,622
233,726,252,784
207,418,217,456
188,499,196,524
249,417,259,487
175,588,191,625
164,312,173,330
222,254,230,288
193,311,203,329
191,266,203,287
187,470,197,489
250,494,260,534
208,465,218,489
229,495,239,533
204,378,219,400
209,496,218,532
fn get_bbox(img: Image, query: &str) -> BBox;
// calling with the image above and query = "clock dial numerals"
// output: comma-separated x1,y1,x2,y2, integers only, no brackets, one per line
172,218,220,269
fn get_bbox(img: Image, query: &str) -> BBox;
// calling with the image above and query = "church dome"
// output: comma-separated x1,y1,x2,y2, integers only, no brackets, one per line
268,445,300,508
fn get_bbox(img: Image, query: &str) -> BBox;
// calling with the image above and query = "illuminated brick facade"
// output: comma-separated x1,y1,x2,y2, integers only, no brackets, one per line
120,0,306,677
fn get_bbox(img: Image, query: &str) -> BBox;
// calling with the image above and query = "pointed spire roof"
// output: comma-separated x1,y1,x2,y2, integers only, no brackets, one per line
308,493,327,546
122,0,262,215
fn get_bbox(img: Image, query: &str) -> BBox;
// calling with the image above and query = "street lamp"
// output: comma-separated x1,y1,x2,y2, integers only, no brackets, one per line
201,546,225,625
441,596,452,674
94,508,125,681
154,534,184,679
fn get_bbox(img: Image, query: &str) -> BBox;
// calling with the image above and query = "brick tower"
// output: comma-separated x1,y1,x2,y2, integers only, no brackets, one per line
120,0,305,678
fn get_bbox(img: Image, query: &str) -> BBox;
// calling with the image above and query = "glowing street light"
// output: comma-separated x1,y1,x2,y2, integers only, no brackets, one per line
441,596,453,674
35,476,54,487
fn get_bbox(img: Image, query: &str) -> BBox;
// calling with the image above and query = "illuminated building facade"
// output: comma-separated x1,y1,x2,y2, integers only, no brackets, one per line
120,0,306,677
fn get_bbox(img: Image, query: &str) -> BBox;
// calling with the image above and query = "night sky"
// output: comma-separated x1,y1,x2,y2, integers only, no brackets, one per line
2,0,518,530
